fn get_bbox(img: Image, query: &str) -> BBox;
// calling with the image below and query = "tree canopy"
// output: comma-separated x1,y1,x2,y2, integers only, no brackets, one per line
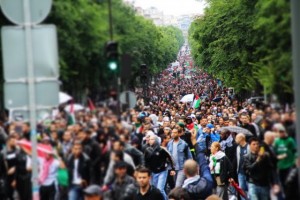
0,0,184,103
189,0,292,102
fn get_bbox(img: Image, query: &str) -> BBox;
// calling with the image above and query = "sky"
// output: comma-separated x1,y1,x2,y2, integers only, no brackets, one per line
131,0,206,16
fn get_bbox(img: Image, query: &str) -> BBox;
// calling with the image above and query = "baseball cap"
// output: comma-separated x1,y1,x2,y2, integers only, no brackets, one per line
177,122,185,128
84,185,102,196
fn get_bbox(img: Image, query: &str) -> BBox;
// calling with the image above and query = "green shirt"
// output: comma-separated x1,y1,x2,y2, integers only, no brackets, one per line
274,137,296,169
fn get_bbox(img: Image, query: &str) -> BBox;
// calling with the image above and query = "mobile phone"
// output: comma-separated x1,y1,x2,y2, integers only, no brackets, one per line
259,146,265,154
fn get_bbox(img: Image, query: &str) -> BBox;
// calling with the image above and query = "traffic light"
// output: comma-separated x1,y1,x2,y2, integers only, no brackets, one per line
105,41,119,71
140,64,148,84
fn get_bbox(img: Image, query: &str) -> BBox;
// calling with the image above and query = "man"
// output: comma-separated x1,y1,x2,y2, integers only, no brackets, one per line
103,140,136,186
67,140,91,200
144,135,175,200
168,187,190,200
14,144,32,200
77,128,102,185
235,133,250,200
261,131,283,200
120,134,145,166
273,124,297,199
61,130,73,160
182,159,213,200
134,167,164,200
2,135,18,200
168,128,192,187
180,128,214,200
39,151,60,200
243,137,276,200
109,161,136,200
239,113,257,138
84,185,103,200
176,122,194,159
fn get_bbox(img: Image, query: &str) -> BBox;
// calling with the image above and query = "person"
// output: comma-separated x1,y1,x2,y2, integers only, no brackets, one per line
67,140,91,200
2,134,18,200
144,135,175,200
38,150,60,200
83,185,103,200
205,194,222,200
168,187,190,200
209,142,233,200
14,145,32,200
134,166,164,200
77,128,102,185
103,143,135,187
181,128,214,200
239,113,257,138
243,137,276,200
273,124,297,198
167,128,192,187
235,133,250,200
0,149,7,199
109,161,136,200
261,131,283,200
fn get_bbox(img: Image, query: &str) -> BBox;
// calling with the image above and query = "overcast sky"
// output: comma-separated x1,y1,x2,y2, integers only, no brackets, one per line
131,0,206,16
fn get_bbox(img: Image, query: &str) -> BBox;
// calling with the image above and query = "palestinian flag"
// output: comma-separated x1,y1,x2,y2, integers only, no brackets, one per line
67,101,76,125
88,98,96,113
193,95,201,109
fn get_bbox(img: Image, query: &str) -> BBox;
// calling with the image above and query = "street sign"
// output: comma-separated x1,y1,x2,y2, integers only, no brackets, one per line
2,25,59,80
119,91,137,109
0,0,52,25
9,108,53,122
4,80,59,109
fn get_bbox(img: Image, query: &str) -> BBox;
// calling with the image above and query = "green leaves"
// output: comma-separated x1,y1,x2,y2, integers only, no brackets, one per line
189,0,292,102
42,0,184,99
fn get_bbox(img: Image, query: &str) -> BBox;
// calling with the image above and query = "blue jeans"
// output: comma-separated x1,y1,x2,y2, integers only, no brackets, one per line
68,184,84,200
248,183,269,200
238,173,248,200
175,170,186,187
152,170,168,200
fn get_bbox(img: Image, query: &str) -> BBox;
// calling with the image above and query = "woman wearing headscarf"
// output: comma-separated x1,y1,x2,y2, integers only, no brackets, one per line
144,135,175,200
209,141,233,200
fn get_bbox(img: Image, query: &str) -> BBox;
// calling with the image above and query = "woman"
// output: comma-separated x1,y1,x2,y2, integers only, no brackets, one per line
209,142,233,200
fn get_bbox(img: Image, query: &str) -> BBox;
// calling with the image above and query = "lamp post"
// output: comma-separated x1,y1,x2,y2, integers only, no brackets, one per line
291,0,300,193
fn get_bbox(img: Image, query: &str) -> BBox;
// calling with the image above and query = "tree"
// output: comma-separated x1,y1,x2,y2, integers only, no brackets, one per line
189,0,292,102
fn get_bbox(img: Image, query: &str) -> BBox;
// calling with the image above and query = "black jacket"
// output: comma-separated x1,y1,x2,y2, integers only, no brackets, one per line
135,185,164,200
144,146,174,173
67,153,90,186
82,138,101,184
215,155,234,185
243,152,275,186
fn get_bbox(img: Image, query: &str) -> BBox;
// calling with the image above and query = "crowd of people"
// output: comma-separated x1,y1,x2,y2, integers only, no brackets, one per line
0,46,299,200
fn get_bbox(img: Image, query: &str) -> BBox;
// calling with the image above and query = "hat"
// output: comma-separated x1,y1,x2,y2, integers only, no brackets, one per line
206,123,214,129
84,185,102,196
164,127,171,130
177,122,185,128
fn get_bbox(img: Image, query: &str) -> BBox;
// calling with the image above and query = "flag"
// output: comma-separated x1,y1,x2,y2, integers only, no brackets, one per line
17,139,55,158
67,101,76,125
193,95,201,109
88,98,96,113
